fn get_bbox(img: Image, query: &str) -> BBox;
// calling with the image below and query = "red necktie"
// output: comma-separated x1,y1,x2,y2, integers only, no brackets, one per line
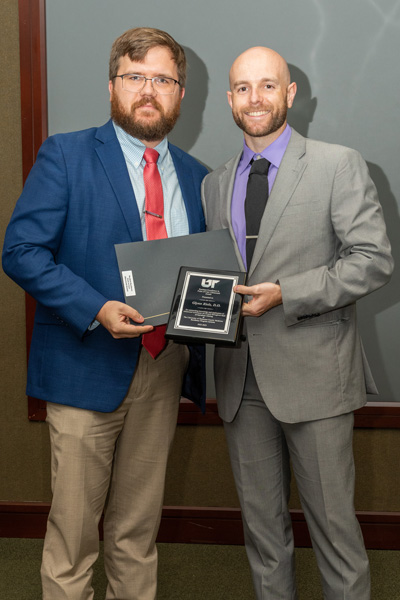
141,148,168,358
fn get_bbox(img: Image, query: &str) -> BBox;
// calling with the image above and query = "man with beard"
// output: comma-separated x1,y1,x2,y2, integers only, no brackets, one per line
3,27,207,600
202,47,393,599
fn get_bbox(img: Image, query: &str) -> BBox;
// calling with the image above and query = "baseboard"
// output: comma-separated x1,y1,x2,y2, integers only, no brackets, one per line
1,502,399,549
29,398,400,426
177,399,400,428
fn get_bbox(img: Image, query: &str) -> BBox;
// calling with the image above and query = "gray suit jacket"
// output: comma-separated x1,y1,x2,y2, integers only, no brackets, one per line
202,129,393,423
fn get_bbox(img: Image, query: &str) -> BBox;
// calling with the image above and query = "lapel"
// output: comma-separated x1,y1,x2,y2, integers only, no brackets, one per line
169,143,203,234
94,120,143,242
218,152,246,271
249,129,307,277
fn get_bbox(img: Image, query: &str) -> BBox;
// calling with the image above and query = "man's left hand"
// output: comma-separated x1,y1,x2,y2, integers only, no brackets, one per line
234,282,282,317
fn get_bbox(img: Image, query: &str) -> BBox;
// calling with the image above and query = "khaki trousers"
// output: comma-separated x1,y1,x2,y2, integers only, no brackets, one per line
41,341,189,600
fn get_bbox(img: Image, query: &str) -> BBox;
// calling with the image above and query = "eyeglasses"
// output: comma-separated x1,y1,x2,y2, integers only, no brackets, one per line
113,73,181,95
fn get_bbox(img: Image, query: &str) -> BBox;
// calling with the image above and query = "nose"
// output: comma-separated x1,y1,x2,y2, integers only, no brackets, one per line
249,85,263,104
140,78,157,96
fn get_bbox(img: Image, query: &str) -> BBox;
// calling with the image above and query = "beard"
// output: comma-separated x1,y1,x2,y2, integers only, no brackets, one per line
110,94,181,142
232,100,288,138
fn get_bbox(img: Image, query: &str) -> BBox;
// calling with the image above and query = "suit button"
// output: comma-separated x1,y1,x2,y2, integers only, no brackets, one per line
240,334,247,342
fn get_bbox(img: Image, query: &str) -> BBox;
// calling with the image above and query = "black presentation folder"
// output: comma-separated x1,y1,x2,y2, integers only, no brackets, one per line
115,229,243,326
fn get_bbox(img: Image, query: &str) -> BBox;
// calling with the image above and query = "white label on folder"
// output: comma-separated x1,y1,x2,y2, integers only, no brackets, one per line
122,270,136,296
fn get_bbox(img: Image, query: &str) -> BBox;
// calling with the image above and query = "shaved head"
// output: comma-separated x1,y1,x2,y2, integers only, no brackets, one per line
227,46,296,151
229,47,291,90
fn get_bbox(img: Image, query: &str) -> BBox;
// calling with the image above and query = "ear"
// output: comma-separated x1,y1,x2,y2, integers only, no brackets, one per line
286,82,297,108
108,80,113,101
227,90,233,108
180,87,186,100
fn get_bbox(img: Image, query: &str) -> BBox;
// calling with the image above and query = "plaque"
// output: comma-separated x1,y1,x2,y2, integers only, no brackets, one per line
166,267,246,345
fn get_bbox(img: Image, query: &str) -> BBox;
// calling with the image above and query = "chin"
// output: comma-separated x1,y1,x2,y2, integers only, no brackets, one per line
136,116,161,127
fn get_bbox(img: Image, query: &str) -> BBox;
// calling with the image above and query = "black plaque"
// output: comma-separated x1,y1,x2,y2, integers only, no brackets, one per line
166,267,246,345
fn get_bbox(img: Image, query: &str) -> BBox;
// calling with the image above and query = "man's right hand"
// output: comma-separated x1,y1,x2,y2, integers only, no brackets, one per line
96,301,154,339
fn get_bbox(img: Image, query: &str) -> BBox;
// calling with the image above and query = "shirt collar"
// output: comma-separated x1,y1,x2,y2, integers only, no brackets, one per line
237,124,292,175
113,122,168,168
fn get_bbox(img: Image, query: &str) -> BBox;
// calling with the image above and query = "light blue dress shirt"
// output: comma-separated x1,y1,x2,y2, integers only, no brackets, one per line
114,123,189,240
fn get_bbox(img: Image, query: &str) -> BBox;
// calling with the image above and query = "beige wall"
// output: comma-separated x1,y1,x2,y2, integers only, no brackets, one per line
165,426,400,512
0,0,52,503
1,0,399,513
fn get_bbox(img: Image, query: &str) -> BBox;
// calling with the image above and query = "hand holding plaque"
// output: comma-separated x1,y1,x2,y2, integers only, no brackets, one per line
166,267,246,345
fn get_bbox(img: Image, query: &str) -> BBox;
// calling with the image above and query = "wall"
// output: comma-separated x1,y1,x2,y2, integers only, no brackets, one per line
0,0,52,503
45,0,400,403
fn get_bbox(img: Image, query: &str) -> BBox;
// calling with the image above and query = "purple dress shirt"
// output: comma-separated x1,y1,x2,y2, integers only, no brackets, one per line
231,124,292,268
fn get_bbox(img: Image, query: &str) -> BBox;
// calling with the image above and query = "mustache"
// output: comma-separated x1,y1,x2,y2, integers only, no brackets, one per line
242,103,272,113
132,96,163,112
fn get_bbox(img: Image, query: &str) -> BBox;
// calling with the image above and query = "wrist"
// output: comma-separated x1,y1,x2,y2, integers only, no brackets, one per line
274,284,282,306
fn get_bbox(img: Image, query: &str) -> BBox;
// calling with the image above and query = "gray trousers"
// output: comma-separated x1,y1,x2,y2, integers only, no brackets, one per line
223,359,370,600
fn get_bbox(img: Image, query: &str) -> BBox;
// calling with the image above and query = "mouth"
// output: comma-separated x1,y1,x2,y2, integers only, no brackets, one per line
245,110,270,117
136,103,159,111
133,104,162,120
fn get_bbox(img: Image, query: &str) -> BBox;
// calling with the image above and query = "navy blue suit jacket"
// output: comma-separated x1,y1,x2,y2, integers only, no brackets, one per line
3,120,208,412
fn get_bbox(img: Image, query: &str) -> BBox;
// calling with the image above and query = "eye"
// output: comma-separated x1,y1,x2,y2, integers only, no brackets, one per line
236,86,249,94
155,77,170,86
264,83,274,90
127,74,143,82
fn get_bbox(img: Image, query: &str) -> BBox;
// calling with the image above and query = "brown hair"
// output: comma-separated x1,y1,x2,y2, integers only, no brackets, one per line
109,27,187,86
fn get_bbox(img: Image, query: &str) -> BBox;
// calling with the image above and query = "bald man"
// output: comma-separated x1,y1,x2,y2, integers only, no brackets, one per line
202,47,393,599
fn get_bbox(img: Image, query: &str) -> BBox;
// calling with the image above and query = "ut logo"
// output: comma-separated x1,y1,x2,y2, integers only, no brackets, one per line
201,278,220,288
